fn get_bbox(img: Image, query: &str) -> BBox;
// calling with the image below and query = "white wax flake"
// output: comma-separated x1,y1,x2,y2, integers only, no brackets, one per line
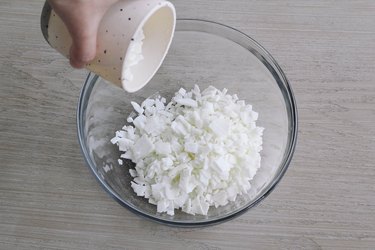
132,135,154,160
155,141,172,155
132,115,146,130
184,142,199,154
121,151,132,160
175,98,198,108
131,101,144,114
209,118,231,137
127,117,134,123
141,98,155,108
111,85,264,216
103,164,111,173
178,88,187,96
129,169,138,177
214,156,233,174
123,28,145,83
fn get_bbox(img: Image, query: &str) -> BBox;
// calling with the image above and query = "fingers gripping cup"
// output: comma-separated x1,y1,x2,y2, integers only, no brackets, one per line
41,0,176,92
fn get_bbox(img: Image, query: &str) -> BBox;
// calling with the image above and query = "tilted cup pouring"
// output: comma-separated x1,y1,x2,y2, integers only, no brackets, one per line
41,0,176,92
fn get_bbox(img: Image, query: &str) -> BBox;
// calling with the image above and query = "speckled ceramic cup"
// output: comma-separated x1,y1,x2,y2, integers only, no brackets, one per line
41,0,176,92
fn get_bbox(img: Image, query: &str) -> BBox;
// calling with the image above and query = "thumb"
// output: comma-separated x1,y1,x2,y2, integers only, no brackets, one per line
49,0,117,69
68,19,99,68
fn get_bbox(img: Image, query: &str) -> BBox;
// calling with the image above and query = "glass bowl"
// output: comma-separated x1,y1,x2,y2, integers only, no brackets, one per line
77,19,297,226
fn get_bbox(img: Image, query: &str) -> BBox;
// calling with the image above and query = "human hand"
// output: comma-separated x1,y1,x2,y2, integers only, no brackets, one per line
48,0,118,68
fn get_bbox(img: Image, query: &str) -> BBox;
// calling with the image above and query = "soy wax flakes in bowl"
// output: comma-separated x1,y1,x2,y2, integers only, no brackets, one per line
111,85,264,216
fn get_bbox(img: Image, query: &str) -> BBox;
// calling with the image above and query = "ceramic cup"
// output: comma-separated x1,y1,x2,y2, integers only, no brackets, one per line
41,0,176,92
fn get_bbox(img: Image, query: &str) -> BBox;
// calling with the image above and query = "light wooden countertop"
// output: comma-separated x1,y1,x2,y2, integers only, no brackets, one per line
1,0,374,249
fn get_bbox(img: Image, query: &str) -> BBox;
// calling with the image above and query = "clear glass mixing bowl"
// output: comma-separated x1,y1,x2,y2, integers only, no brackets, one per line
77,19,298,226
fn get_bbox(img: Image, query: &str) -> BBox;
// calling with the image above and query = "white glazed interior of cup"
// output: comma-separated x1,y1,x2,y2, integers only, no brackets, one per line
122,3,176,92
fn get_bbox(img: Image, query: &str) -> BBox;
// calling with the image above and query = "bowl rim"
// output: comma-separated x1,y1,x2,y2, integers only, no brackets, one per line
77,18,298,227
